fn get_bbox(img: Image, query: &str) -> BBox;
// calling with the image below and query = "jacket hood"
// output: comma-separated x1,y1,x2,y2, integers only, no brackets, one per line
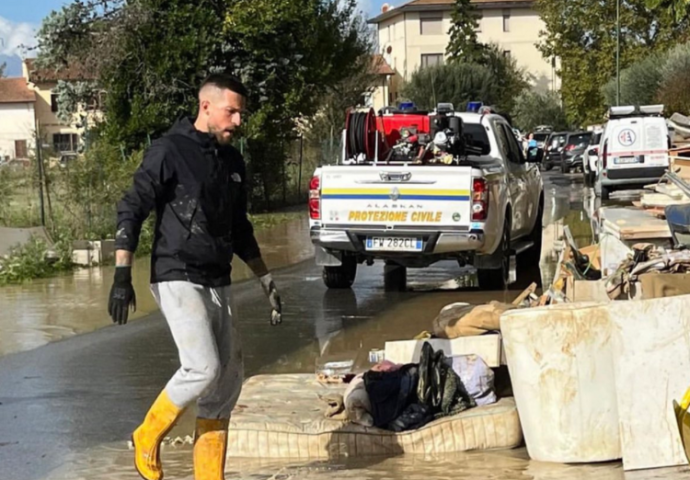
166,116,217,148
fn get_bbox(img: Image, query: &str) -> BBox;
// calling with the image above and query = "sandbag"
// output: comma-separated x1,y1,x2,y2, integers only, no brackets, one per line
433,301,515,339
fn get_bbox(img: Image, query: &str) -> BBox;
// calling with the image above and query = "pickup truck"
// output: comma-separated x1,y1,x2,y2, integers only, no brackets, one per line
308,109,544,291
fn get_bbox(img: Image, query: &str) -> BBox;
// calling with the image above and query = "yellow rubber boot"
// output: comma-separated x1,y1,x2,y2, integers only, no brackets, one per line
132,390,185,480
193,418,230,480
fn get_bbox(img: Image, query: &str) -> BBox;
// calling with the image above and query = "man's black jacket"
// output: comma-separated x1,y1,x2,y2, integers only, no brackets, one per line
115,117,261,287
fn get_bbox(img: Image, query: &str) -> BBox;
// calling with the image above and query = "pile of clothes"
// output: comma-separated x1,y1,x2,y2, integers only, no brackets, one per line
322,342,497,432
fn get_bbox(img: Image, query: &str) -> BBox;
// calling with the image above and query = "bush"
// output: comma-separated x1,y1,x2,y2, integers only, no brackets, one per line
513,90,571,132
0,233,73,285
402,45,527,114
402,63,499,112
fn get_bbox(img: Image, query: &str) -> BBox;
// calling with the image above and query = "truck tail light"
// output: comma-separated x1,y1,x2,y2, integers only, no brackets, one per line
309,175,321,220
472,178,488,221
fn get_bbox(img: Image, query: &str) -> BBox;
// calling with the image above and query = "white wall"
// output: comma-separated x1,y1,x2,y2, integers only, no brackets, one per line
0,103,35,160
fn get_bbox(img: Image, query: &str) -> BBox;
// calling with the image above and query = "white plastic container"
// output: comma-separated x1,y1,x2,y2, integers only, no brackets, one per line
500,302,621,463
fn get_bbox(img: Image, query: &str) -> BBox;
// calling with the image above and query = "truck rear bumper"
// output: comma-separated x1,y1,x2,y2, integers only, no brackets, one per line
310,227,485,256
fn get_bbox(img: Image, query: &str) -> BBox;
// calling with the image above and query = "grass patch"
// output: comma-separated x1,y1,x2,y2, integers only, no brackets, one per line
249,211,304,231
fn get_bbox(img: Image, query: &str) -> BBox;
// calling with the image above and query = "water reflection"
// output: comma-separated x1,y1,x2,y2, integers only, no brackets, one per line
0,217,314,357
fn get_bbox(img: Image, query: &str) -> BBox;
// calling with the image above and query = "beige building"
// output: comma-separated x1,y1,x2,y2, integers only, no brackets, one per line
22,59,101,154
369,0,560,110
0,78,36,162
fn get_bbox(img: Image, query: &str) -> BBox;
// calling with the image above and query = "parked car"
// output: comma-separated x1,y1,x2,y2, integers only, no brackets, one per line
542,132,568,170
582,131,603,187
595,105,670,200
561,131,593,173
532,131,551,150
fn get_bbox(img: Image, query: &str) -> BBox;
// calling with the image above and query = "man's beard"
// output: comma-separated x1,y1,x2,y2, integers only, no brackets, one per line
209,124,234,145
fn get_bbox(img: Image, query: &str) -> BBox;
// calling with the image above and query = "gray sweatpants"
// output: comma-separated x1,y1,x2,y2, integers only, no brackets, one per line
151,281,243,419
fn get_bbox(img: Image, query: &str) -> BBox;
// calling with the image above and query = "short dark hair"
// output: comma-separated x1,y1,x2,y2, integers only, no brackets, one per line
200,73,249,98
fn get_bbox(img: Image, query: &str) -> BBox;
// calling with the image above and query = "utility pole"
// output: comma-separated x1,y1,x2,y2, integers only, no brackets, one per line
616,0,621,106
34,119,46,227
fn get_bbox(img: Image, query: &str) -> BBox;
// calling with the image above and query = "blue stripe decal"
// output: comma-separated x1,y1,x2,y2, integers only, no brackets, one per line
322,194,470,201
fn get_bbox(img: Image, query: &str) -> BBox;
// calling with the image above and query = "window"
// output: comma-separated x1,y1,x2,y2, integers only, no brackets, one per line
494,122,511,161
503,10,511,32
421,53,444,68
51,93,59,113
420,13,443,35
463,123,491,155
53,133,80,153
15,140,28,159
503,50,511,59
87,91,107,111
501,124,525,163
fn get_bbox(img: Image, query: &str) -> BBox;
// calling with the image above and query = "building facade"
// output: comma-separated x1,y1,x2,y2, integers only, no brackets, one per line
0,78,36,162
369,0,560,110
22,59,100,154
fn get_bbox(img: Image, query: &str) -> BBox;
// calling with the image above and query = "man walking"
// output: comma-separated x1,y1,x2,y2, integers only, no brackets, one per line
107,73,282,480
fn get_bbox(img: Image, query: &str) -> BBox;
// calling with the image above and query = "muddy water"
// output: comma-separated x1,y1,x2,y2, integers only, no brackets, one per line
23,172,633,480
0,216,313,357
45,435,690,480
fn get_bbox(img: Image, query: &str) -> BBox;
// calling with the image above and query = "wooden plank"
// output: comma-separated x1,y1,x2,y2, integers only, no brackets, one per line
512,282,538,305
600,207,672,240
641,193,689,208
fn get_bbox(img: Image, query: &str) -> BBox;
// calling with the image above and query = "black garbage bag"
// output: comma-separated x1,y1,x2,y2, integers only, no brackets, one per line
364,364,419,429
417,342,476,418
387,403,434,432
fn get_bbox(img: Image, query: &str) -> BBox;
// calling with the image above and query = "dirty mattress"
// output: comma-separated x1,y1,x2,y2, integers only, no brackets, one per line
227,374,522,459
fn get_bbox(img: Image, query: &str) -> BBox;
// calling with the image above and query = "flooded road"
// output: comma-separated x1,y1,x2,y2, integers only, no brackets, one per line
2,172,670,480
0,216,314,357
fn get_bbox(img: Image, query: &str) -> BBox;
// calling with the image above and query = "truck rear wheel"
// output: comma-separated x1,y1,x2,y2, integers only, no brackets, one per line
477,220,510,291
600,185,611,201
384,263,407,292
323,255,357,289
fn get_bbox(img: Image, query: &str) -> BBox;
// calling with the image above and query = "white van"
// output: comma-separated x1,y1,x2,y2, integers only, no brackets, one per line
596,105,670,200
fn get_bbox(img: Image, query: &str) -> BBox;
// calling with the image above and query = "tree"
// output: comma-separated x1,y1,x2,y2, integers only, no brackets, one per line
537,0,690,125
0,63,6,78
304,54,379,158
404,45,527,114
481,44,529,113
647,0,690,21
657,42,690,114
601,55,664,107
402,63,499,111
35,0,371,209
446,0,485,63
512,90,570,132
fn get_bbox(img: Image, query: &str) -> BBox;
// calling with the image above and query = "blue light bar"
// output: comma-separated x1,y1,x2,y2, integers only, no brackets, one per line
467,101,483,113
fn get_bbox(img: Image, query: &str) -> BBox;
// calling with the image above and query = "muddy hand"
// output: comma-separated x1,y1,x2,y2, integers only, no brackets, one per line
107,266,137,325
259,273,282,326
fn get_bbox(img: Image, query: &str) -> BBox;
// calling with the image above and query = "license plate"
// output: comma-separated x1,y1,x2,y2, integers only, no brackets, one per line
614,156,641,165
365,237,423,252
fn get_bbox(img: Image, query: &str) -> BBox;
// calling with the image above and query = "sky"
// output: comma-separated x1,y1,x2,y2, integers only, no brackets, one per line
0,0,390,57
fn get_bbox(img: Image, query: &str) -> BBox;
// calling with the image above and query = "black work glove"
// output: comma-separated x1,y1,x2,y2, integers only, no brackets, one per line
108,266,136,325
259,273,282,326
